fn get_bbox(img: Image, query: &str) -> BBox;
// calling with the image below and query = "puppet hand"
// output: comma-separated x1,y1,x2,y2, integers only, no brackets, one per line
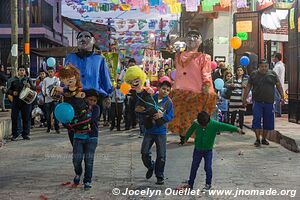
135,106,146,113
153,110,163,120
145,87,154,95
76,92,85,98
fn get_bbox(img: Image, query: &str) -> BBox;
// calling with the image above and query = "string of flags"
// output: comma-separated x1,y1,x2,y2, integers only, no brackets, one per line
65,0,232,15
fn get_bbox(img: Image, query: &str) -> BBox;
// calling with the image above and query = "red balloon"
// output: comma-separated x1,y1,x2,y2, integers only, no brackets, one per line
211,61,218,70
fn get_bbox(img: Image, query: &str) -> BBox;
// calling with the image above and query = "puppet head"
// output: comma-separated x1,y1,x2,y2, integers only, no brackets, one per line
76,31,95,52
186,30,202,52
59,65,82,89
124,66,147,92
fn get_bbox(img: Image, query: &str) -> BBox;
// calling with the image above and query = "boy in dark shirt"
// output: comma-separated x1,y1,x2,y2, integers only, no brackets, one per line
72,89,100,190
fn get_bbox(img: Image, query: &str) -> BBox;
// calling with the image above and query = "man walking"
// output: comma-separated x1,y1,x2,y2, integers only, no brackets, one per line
243,59,284,147
272,53,285,117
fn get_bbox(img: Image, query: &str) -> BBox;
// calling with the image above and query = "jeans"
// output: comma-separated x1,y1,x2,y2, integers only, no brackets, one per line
11,99,31,137
110,102,123,129
45,101,59,130
73,138,98,182
141,134,166,179
274,88,282,115
188,149,213,188
221,111,229,123
230,110,245,129
68,130,74,146
103,106,110,122
137,113,145,134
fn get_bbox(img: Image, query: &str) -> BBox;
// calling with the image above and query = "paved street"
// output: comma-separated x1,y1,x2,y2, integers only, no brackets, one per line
0,125,299,200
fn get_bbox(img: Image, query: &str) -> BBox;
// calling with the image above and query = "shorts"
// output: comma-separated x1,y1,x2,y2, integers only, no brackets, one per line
252,101,274,130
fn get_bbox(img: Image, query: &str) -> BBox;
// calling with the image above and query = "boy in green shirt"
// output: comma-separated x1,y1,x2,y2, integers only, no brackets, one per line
182,111,241,191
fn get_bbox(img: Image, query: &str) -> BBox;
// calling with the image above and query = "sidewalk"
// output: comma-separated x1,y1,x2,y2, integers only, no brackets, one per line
244,114,300,153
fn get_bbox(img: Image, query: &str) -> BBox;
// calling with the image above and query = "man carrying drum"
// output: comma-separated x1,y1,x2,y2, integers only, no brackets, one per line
7,65,35,141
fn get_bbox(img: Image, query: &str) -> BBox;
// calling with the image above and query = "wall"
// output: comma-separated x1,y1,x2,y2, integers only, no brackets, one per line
45,0,62,34
213,12,230,64
63,23,78,47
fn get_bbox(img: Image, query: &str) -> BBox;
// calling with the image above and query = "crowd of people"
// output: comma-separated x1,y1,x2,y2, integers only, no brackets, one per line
0,30,286,191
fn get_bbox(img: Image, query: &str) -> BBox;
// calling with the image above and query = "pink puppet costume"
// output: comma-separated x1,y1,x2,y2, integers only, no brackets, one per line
168,30,217,144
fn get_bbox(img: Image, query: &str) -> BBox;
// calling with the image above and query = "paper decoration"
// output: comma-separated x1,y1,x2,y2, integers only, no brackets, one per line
185,0,199,12
290,8,295,30
236,0,248,8
148,20,158,29
202,1,214,12
120,4,131,10
111,0,120,4
149,0,163,6
156,4,168,14
169,2,182,14
140,5,150,13
138,19,148,30
220,0,231,8
102,52,119,81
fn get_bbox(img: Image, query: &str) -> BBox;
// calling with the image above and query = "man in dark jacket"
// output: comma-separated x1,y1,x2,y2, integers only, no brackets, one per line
7,65,35,140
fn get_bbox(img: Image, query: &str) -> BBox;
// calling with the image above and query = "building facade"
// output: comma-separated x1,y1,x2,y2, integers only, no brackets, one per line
0,0,68,77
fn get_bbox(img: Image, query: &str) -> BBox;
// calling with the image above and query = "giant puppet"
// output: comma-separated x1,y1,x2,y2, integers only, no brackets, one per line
65,31,113,100
168,30,217,144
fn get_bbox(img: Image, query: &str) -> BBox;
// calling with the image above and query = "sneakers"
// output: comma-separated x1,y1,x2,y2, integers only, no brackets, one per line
11,136,18,141
46,129,50,133
73,175,80,186
110,126,114,131
22,135,30,140
146,168,154,179
254,139,260,147
156,177,164,185
55,130,60,134
201,184,211,192
261,139,269,145
84,181,92,190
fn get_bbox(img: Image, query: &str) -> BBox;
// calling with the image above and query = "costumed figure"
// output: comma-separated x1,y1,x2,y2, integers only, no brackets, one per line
124,66,165,130
65,31,113,105
52,65,92,134
168,30,217,144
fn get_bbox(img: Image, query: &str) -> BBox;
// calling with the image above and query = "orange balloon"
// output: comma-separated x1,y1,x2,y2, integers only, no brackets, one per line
230,36,242,49
120,82,131,95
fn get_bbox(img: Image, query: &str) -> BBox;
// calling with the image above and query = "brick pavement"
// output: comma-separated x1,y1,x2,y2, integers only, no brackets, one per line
0,125,299,200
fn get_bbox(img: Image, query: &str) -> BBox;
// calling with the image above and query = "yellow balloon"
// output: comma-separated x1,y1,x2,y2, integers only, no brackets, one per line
120,82,131,95
230,36,242,50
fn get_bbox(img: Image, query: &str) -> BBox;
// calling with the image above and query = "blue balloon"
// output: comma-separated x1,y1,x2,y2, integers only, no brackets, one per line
47,57,56,67
214,78,224,91
240,56,250,66
54,102,74,123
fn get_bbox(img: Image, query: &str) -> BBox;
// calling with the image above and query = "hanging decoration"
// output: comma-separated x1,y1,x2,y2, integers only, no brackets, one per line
220,0,231,8
185,0,200,12
143,49,161,81
236,0,248,9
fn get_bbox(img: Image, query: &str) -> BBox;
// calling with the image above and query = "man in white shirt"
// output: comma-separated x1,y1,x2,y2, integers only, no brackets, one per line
42,67,61,133
272,53,285,117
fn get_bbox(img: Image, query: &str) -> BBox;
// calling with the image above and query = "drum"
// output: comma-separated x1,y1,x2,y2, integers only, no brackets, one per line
19,87,37,104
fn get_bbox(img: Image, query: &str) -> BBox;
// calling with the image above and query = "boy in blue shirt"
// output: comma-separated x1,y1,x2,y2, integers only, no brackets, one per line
140,79,174,185
72,89,100,190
